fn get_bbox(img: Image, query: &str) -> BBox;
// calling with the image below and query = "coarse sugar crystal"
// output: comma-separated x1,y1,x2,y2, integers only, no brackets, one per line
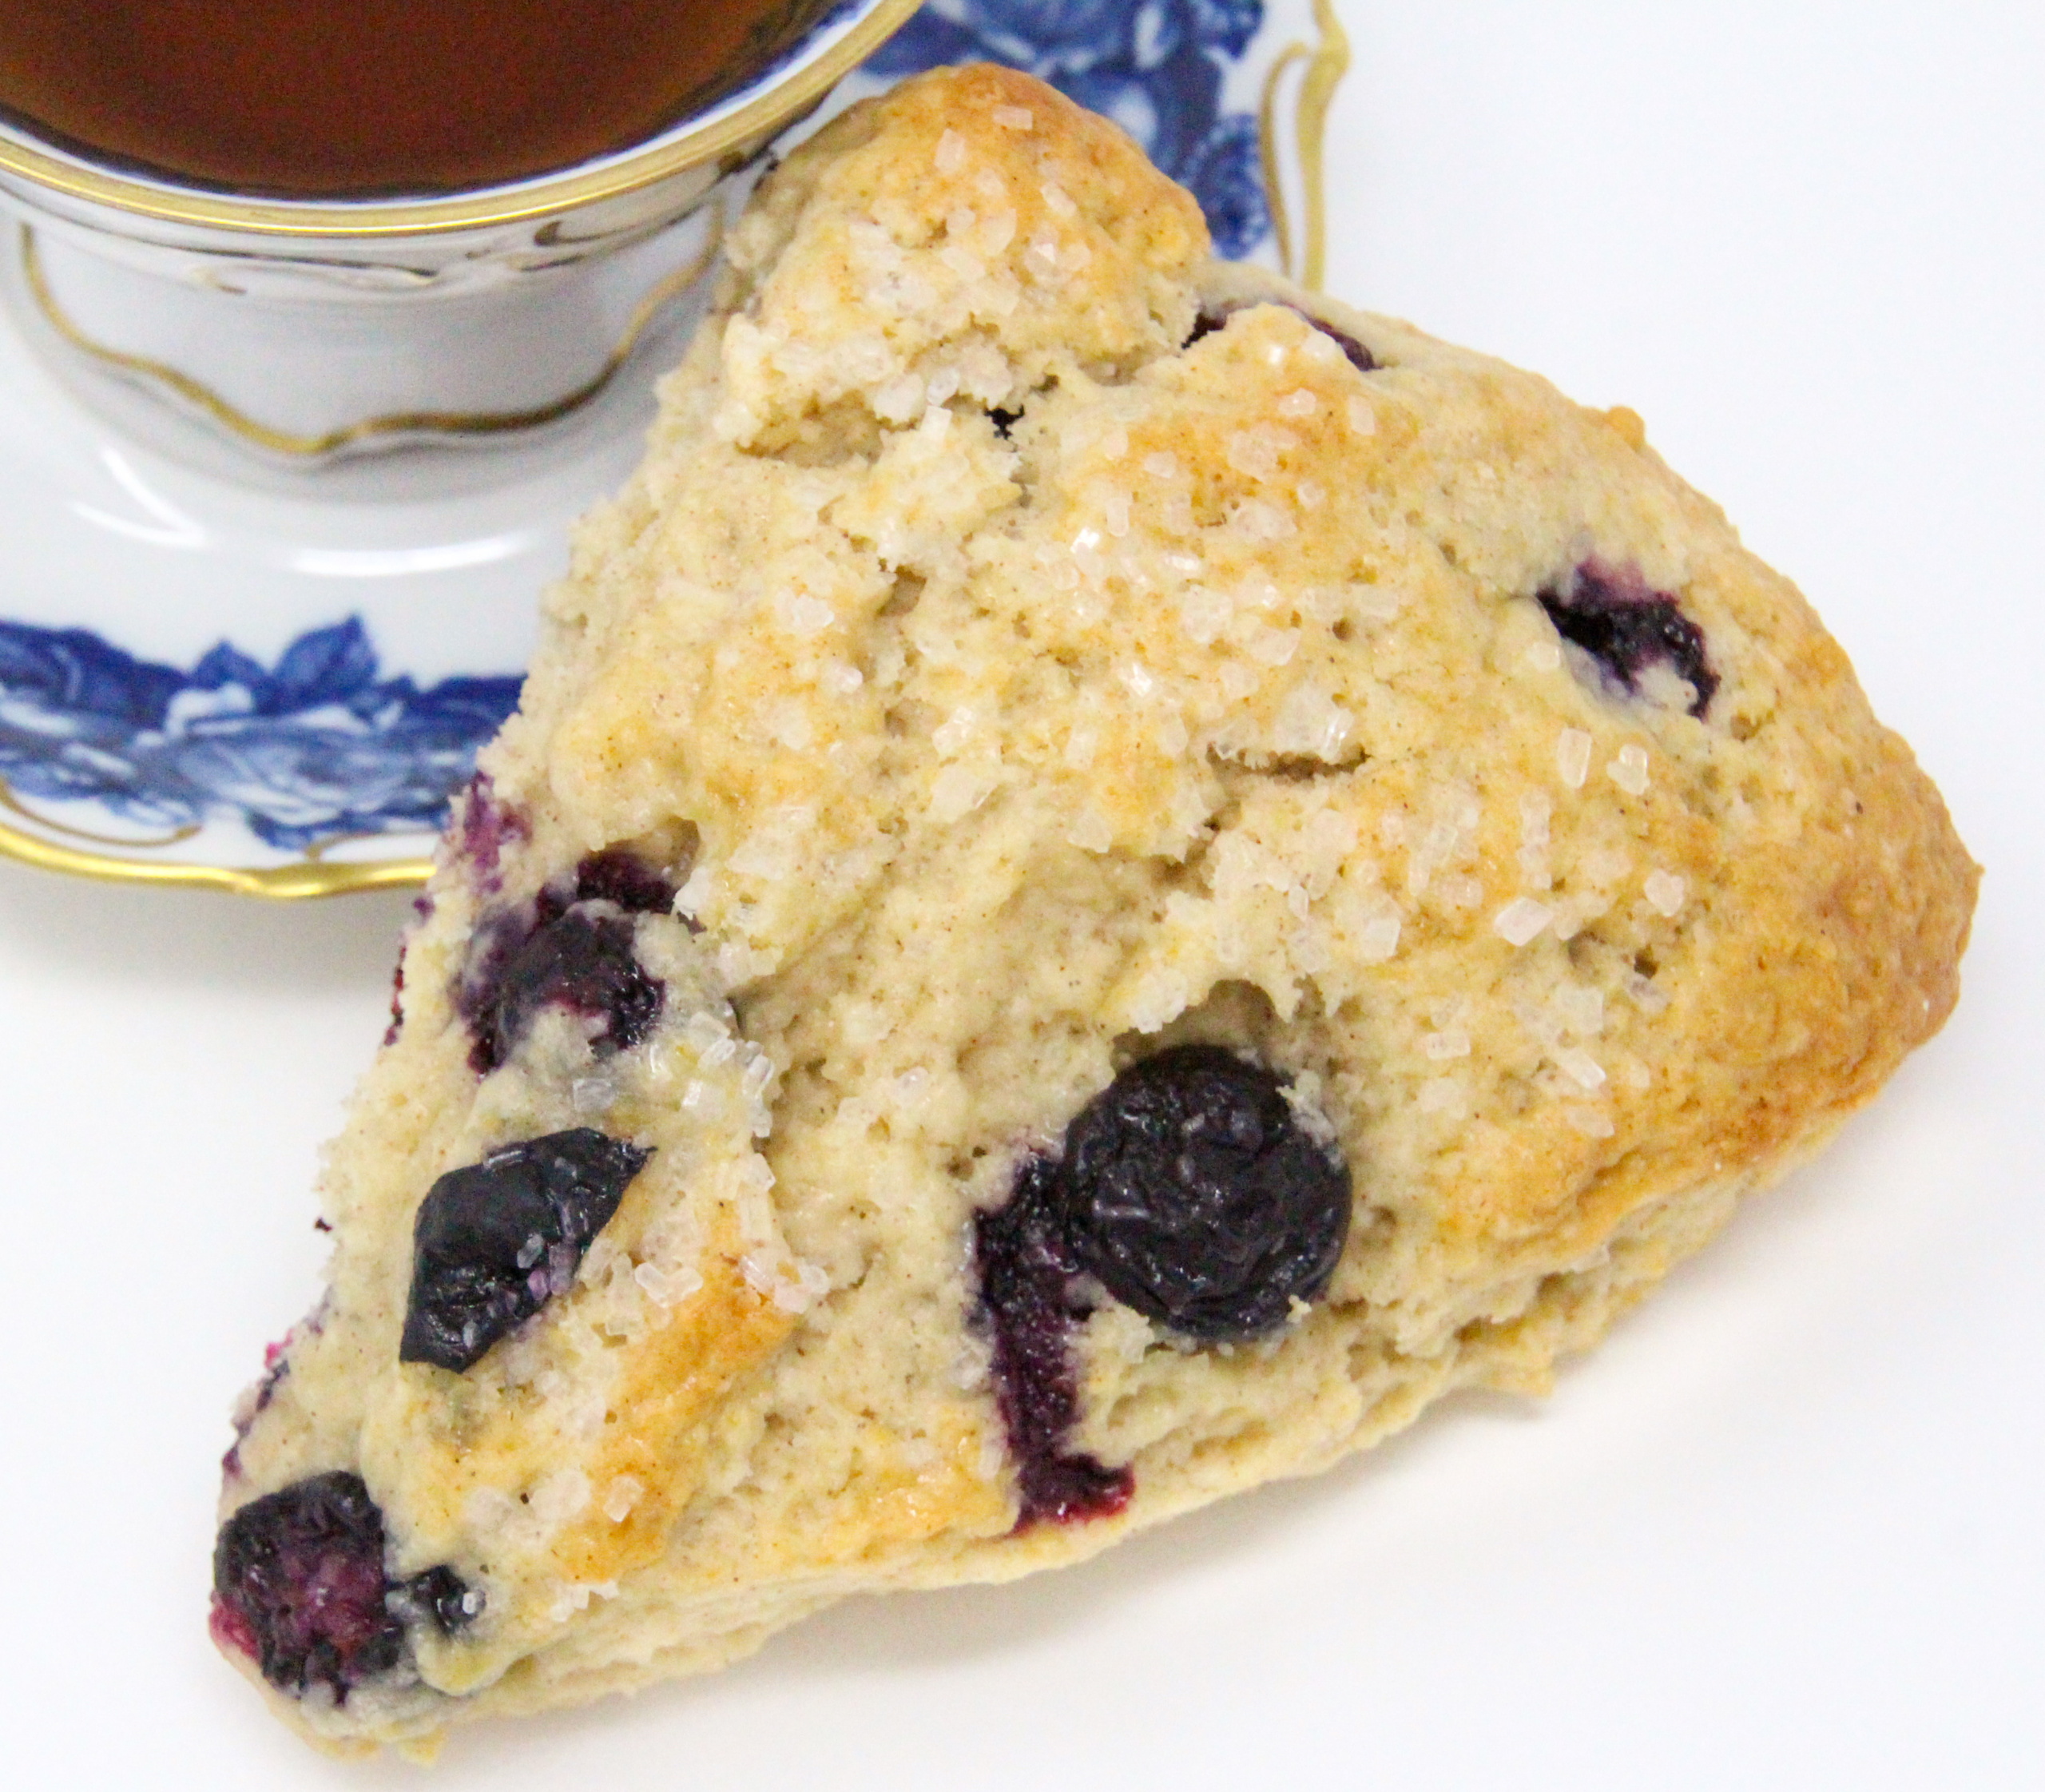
936,242,986,284
1417,1077,1467,1118
1557,728,1593,789
932,705,979,757
1245,624,1300,666
1608,743,1650,796
1493,896,1553,947
1225,427,1289,481
784,594,834,636
872,373,924,424
1554,1046,1607,1091
1066,807,1114,852
1342,891,1401,963
1218,661,1259,701
931,763,996,821
1273,682,1353,758
1622,969,1671,1015
1551,983,1605,1037
1643,869,1687,916
1233,498,1296,542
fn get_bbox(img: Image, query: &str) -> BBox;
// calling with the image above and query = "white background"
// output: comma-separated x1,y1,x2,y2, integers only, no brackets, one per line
1,3,2039,1786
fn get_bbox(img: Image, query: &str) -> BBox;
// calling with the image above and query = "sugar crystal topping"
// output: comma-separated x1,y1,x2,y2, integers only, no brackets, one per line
1557,728,1594,789
1494,897,1555,948
1609,743,1651,796
1643,870,1688,916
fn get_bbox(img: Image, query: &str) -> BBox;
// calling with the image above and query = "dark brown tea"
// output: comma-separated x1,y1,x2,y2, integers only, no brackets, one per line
0,0,835,200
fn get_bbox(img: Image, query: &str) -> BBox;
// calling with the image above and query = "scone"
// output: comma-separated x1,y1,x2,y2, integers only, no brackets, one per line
210,64,1977,1755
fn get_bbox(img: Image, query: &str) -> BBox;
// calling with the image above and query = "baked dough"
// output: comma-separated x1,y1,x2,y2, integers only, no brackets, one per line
210,65,1976,1754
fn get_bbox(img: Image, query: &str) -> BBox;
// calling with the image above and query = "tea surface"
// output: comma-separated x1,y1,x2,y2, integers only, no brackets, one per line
0,0,816,199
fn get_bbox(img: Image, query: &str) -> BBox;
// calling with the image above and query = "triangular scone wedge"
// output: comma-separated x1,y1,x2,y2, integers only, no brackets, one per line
211,65,1977,1755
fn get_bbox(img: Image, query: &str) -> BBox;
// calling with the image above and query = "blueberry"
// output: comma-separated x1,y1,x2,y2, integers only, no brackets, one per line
384,895,435,1048
1539,561,1718,719
970,1051,1350,1518
1307,315,1379,375
1185,302,1377,373
971,1158,1135,1529
457,850,673,1075
210,1472,403,1699
1056,1046,1350,1342
567,846,676,917
212,1472,482,1699
399,1129,652,1373
455,908,535,1074
485,911,663,1070
387,1564,485,1636
454,774,527,892
220,1343,290,1481
988,407,1022,439
383,954,406,1048
222,1305,327,1480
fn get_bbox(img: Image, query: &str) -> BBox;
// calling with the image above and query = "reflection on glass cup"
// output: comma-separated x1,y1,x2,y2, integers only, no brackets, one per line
0,0,921,464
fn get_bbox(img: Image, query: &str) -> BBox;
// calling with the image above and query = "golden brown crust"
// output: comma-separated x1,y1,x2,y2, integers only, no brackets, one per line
724,63,1209,415
213,68,1976,1754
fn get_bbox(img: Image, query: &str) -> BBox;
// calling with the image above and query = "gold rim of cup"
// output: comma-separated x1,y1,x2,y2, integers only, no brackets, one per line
0,0,926,238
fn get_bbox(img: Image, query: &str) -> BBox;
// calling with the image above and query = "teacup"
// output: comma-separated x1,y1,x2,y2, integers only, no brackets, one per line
0,0,921,464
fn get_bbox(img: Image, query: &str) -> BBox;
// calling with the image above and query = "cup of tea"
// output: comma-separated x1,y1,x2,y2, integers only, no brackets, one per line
0,0,922,462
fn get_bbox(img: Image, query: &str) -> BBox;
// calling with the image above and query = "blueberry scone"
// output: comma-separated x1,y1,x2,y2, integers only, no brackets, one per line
211,65,1976,1754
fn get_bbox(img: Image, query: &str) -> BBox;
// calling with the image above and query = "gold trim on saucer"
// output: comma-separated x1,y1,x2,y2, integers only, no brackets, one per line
0,0,925,240
18,207,725,458
0,772,201,849
1261,0,1350,290
0,782,433,898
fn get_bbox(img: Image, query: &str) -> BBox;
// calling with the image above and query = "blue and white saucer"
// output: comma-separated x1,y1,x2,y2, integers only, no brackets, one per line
0,0,1347,897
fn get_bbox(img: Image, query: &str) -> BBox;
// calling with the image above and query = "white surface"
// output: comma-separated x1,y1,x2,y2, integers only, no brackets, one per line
2,3,2041,1786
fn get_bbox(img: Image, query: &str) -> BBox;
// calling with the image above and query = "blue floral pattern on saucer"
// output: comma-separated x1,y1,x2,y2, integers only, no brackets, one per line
0,617,521,851
868,0,1271,255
